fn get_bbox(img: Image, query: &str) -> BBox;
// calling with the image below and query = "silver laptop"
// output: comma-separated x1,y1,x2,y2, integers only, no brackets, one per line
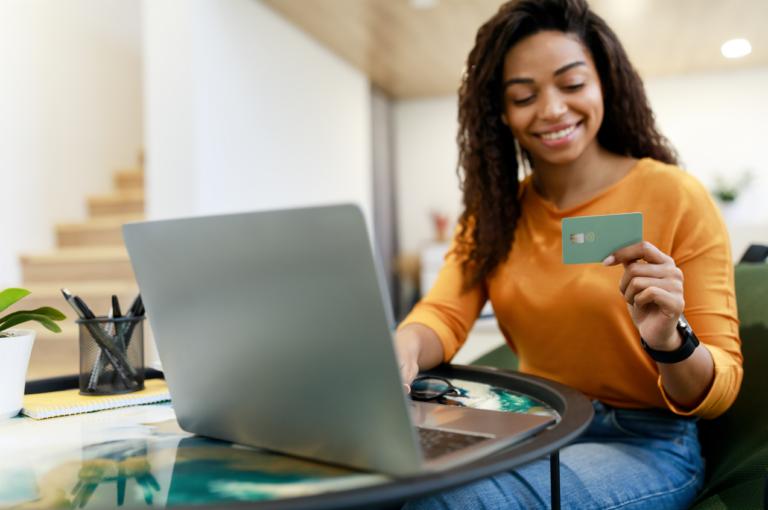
122,204,554,476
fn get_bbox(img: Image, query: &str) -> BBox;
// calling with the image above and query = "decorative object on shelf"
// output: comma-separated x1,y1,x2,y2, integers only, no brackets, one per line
431,211,450,242
711,170,753,203
0,288,67,420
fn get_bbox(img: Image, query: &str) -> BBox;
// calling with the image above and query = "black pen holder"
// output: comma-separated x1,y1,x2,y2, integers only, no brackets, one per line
76,316,145,395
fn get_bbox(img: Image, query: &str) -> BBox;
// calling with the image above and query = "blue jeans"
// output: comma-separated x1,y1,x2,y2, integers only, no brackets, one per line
404,401,705,510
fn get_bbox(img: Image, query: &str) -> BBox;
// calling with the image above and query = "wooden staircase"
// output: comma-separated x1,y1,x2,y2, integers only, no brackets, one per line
11,161,144,380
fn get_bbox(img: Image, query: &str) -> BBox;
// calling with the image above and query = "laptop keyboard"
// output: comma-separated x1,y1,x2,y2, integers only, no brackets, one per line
416,427,492,460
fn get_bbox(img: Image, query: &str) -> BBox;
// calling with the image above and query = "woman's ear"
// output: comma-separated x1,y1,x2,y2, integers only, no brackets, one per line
501,112,509,126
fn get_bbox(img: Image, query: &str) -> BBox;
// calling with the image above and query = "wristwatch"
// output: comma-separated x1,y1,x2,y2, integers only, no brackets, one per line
641,316,700,364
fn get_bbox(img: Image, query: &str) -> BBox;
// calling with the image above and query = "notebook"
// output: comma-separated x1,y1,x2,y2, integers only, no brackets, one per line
21,378,171,420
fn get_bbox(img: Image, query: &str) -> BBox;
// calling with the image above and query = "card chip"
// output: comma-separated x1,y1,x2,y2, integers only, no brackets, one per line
570,233,584,244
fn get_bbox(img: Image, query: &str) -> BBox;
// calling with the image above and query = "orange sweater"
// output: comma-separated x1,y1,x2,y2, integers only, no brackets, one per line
400,158,742,419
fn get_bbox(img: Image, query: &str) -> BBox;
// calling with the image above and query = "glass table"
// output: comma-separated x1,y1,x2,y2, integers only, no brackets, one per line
3,365,593,510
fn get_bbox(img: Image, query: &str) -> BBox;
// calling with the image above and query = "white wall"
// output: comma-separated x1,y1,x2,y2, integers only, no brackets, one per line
646,67,768,260
142,0,197,219
0,0,144,286
644,67,768,227
393,67,768,259
394,96,461,254
143,0,372,222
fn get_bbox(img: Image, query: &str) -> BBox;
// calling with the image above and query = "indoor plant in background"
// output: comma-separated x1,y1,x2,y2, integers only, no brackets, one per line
710,170,753,223
0,288,66,419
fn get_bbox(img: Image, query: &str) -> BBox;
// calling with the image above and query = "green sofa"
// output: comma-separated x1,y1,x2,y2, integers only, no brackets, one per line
470,262,768,508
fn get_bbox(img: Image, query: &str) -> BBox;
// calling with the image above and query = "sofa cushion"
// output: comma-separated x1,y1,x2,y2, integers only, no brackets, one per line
691,263,768,509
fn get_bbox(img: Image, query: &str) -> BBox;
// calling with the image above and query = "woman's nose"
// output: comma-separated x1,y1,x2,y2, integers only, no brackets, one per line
539,91,568,120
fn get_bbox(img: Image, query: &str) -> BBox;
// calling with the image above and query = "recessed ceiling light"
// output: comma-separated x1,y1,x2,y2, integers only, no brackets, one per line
721,39,751,58
409,0,439,9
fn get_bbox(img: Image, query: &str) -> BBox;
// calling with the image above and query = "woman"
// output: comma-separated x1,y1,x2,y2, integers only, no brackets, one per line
395,0,743,508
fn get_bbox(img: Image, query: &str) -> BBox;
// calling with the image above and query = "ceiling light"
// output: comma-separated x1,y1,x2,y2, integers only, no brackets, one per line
721,39,751,58
409,0,439,9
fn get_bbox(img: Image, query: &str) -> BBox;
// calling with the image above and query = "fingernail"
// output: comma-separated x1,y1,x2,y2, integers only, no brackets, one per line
602,255,615,266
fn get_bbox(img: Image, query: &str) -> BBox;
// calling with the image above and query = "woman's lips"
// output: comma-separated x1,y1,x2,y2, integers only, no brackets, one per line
534,121,582,148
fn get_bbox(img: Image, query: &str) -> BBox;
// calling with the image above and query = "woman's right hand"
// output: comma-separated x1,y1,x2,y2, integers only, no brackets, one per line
394,323,445,394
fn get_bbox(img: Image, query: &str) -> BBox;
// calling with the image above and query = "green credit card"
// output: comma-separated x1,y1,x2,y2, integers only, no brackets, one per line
562,213,643,264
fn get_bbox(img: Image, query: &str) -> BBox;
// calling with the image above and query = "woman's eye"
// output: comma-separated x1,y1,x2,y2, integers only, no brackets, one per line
513,96,535,105
564,83,585,91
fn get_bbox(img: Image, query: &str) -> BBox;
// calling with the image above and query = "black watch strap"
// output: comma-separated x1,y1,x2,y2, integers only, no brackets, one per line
641,316,700,364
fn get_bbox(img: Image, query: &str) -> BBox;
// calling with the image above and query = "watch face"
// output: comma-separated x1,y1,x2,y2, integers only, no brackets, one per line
678,317,687,329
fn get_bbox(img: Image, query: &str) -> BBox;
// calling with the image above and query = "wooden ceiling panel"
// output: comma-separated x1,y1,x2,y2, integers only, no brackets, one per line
594,0,768,79
263,0,768,98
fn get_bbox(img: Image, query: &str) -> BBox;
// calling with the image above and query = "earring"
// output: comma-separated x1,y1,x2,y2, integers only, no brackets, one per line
514,138,531,181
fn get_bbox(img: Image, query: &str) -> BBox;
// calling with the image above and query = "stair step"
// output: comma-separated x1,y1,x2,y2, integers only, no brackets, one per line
24,321,79,343
115,169,144,191
7,281,140,317
88,191,144,217
57,215,144,247
21,247,135,283
27,337,79,380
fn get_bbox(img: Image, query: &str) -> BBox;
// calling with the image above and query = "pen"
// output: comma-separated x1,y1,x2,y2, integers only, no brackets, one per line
118,294,141,338
113,301,127,352
128,294,142,316
87,307,114,391
74,296,95,319
112,295,122,319
61,288,83,318
122,294,144,349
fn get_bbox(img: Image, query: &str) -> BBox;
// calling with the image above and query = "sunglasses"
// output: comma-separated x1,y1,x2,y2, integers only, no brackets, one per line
409,376,460,402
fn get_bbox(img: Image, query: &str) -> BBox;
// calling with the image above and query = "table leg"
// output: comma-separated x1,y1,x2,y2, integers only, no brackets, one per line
550,450,560,510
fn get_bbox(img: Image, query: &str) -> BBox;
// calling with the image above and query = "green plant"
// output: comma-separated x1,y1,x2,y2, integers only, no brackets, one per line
0,288,66,337
711,170,753,203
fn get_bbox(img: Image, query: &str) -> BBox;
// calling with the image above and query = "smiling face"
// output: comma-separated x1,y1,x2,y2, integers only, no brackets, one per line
500,30,604,166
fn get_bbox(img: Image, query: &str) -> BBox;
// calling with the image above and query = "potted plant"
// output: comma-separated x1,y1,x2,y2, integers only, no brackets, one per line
711,170,753,223
0,288,66,419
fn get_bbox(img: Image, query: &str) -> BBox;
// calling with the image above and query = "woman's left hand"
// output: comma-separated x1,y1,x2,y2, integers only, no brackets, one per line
603,241,685,351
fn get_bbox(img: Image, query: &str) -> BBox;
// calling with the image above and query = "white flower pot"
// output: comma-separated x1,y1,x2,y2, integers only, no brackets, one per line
0,329,36,420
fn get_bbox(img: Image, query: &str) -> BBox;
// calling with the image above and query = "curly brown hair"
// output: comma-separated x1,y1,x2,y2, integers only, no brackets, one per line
456,0,677,289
